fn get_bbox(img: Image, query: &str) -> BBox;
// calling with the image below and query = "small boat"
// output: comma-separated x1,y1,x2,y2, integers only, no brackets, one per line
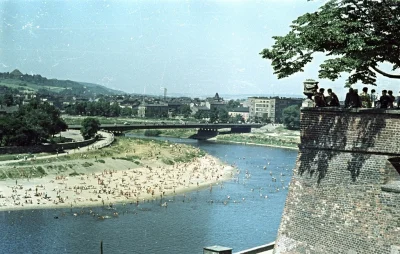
161,202,168,207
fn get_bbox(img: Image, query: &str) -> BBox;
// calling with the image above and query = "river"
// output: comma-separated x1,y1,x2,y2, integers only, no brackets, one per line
0,136,297,254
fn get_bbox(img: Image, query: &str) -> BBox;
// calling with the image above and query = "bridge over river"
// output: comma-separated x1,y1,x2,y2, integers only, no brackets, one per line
68,123,264,140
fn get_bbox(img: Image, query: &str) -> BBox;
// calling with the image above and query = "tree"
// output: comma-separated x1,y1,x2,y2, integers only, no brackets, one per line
0,101,67,146
226,99,241,111
218,108,230,123
180,105,192,118
194,110,209,120
2,93,14,106
80,117,100,140
260,0,400,86
110,102,121,117
230,114,245,123
282,105,300,130
120,107,133,117
209,108,218,123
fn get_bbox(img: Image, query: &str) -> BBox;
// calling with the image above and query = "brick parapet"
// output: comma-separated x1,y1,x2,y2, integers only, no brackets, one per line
274,108,400,254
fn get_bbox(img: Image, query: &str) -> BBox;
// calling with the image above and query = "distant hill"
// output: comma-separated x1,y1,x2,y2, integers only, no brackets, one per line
0,69,123,97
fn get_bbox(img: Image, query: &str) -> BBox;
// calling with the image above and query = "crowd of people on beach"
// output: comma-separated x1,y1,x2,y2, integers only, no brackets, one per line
0,154,231,210
313,87,400,109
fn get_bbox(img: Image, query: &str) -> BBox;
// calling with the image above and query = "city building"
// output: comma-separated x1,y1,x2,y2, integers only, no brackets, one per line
228,107,249,122
248,96,302,123
137,103,169,118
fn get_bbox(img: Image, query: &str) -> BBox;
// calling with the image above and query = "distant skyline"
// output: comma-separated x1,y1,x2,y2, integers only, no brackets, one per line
1,0,399,99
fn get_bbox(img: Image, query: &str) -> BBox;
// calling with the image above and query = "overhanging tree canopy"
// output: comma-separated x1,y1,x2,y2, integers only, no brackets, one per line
260,0,400,86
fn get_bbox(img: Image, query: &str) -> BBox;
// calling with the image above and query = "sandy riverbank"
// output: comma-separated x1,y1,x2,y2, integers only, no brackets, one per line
1,130,299,212
0,152,234,212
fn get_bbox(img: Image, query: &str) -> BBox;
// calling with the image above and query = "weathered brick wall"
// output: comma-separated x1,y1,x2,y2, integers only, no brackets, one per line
274,108,400,254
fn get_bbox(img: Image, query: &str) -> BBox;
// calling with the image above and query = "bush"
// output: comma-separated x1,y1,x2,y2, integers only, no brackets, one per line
82,162,93,167
69,171,80,176
97,159,105,163
162,158,174,165
36,166,46,175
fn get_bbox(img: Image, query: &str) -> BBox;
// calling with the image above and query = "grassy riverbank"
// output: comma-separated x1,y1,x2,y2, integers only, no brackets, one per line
127,128,197,139
129,124,300,149
216,125,300,149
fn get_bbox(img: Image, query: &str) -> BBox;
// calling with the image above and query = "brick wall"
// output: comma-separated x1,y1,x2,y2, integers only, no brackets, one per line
274,107,400,254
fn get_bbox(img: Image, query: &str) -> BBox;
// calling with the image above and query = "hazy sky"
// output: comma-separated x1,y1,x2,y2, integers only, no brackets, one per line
1,0,399,99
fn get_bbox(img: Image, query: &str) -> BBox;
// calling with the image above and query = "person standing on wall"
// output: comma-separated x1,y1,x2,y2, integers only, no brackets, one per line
379,90,391,109
326,88,340,107
359,87,372,108
314,88,327,107
396,91,400,109
388,90,395,108
345,88,361,108
370,89,378,108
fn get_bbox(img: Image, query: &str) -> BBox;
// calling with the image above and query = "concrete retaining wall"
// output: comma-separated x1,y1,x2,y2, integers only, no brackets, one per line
0,136,98,155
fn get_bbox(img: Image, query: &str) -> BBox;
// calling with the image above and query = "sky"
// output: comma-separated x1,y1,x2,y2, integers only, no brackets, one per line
0,0,399,99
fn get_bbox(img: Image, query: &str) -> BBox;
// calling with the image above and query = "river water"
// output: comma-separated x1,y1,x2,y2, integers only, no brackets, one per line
0,136,297,254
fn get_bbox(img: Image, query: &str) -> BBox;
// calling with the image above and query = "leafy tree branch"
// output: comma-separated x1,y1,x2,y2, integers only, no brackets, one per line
260,0,400,86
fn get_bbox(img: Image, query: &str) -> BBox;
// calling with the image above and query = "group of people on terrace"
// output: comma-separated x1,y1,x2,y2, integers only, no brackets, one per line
314,87,400,109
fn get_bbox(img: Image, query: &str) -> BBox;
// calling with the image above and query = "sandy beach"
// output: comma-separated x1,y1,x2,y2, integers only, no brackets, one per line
0,136,234,212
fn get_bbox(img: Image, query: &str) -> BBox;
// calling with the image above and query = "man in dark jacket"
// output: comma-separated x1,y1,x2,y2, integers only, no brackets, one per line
345,88,361,108
380,90,391,109
314,88,327,107
326,88,340,107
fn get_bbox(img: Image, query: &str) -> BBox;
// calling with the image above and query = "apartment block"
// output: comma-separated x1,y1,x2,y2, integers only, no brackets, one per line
248,96,302,123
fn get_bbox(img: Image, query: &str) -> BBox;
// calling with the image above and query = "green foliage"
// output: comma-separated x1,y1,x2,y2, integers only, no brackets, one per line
117,155,141,162
120,107,133,117
82,162,94,167
36,166,46,175
282,105,300,130
206,108,230,123
97,159,105,163
155,128,196,138
230,114,245,123
69,171,80,176
217,134,298,148
260,0,400,86
162,158,174,165
174,149,206,163
0,171,7,179
144,129,162,136
209,108,218,123
0,100,67,146
218,108,229,123
0,70,120,97
226,99,241,111
80,117,100,140
180,104,192,118
2,93,14,106
49,136,72,144
194,110,210,120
